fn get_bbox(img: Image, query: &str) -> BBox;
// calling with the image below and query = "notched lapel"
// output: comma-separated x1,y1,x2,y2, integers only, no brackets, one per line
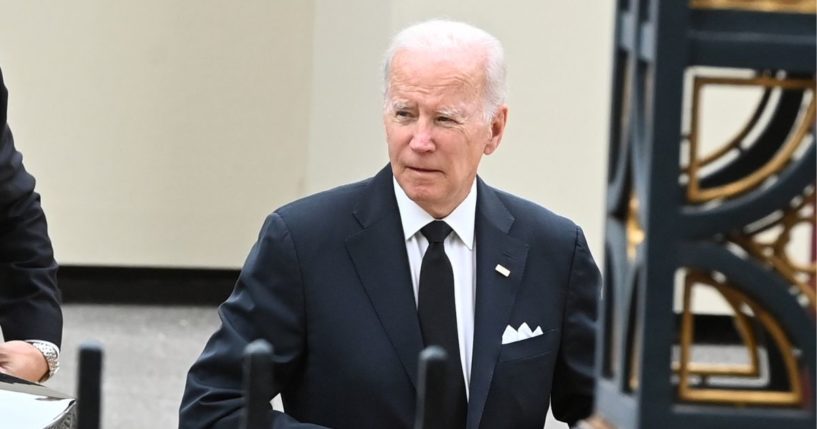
468,180,529,429
345,166,423,389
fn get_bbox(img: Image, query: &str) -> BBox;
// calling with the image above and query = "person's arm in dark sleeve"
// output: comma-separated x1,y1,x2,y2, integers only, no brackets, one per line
179,213,329,429
0,67,61,383
551,226,601,426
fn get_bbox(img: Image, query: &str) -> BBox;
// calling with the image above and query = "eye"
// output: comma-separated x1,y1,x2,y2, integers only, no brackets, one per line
436,116,458,125
394,110,414,120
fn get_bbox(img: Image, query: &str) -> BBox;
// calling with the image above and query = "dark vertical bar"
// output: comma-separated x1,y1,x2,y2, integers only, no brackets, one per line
414,346,449,429
76,341,104,429
241,339,274,429
637,1,688,427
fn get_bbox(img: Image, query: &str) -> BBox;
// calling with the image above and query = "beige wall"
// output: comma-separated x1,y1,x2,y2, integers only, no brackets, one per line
1,1,315,267
0,1,614,268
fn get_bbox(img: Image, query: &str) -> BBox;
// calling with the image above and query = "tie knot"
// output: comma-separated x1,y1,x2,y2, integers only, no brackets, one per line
421,221,453,243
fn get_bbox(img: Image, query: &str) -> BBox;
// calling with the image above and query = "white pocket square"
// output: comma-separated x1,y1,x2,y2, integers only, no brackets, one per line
501,322,544,345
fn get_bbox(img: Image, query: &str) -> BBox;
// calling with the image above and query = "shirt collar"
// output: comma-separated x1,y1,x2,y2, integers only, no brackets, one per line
393,176,476,250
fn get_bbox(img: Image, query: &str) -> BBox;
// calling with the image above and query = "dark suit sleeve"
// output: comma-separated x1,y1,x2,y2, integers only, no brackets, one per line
550,226,600,426
0,67,61,346
179,213,329,429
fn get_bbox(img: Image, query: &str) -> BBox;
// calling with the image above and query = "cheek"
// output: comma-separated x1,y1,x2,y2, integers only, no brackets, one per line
386,126,413,146
457,136,490,171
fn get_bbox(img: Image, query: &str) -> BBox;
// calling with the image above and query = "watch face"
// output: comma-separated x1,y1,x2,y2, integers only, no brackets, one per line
0,372,75,428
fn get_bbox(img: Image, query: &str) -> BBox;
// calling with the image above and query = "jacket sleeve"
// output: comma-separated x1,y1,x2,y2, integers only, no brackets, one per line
0,67,62,346
550,226,600,426
179,213,329,429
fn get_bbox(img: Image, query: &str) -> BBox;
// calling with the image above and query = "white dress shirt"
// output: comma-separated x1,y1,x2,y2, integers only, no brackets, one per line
393,177,476,397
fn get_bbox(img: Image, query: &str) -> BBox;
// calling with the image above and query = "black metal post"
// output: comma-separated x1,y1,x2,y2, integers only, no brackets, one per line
76,341,104,429
241,339,274,429
414,346,449,429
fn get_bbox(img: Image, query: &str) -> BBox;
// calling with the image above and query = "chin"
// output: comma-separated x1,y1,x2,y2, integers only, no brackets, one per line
401,184,428,200
408,190,446,212
405,187,433,203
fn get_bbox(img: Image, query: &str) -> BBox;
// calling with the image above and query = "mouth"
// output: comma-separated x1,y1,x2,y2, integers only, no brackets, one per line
407,166,440,174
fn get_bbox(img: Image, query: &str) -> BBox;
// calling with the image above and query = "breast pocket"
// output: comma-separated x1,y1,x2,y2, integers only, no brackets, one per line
497,328,560,363
483,328,561,429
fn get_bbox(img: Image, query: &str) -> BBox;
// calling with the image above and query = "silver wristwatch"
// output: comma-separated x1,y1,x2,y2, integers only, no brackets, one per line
26,340,60,382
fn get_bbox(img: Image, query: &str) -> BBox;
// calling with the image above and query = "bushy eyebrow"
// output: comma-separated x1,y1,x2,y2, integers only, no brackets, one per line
436,106,467,120
388,99,412,112
385,99,469,120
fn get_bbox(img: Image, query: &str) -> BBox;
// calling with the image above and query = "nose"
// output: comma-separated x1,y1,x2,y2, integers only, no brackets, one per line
409,119,435,152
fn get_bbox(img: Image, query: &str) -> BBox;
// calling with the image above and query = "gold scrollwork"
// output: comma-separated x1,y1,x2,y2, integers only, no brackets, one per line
684,86,772,173
626,195,645,262
690,0,817,14
672,281,761,377
731,189,817,308
628,321,641,392
685,75,816,203
677,271,803,406
625,194,645,392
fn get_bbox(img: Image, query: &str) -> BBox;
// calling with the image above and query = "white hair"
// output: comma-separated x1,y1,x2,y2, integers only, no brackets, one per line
382,19,507,123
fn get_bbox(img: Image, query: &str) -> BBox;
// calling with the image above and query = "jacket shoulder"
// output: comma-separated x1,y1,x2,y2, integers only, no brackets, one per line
490,187,580,244
269,176,371,233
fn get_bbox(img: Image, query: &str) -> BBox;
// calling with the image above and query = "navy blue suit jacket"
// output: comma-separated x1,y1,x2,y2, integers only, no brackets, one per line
0,67,61,346
180,165,599,429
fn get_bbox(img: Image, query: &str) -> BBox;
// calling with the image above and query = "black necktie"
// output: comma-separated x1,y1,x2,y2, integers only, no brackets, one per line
418,220,467,429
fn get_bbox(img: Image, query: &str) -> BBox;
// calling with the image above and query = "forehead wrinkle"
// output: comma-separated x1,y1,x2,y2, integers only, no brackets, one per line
389,50,487,93
386,58,486,120
391,73,480,95
388,78,482,110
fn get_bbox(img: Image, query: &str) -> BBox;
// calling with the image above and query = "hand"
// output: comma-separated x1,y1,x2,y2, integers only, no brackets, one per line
0,340,49,382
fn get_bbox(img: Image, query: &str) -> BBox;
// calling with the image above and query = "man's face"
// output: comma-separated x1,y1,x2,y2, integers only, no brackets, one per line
384,49,507,218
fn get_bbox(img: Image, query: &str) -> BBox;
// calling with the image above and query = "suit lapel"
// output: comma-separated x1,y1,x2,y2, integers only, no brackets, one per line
467,179,529,429
344,169,530,419
345,165,424,389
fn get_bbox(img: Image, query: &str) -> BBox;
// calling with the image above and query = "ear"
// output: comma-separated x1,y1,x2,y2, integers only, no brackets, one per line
483,104,508,155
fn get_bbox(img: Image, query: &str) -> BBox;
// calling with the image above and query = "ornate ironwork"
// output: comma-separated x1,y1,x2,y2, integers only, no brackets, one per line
685,75,815,203
677,271,802,405
690,0,817,14
626,195,644,262
730,188,817,308
595,1,815,428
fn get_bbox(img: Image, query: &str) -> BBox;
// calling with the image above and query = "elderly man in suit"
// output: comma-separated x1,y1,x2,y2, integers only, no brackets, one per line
180,19,600,429
0,66,62,383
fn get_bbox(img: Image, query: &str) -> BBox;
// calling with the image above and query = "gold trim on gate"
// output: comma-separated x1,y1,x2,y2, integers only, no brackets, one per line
626,195,645,262
624,265,642,392
625,193,646,391
628,321,641,391
686,75,816,203
731,189,817,308
683,86,772,173
677,271,803,405
672,283,761,376
690,0,817,14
